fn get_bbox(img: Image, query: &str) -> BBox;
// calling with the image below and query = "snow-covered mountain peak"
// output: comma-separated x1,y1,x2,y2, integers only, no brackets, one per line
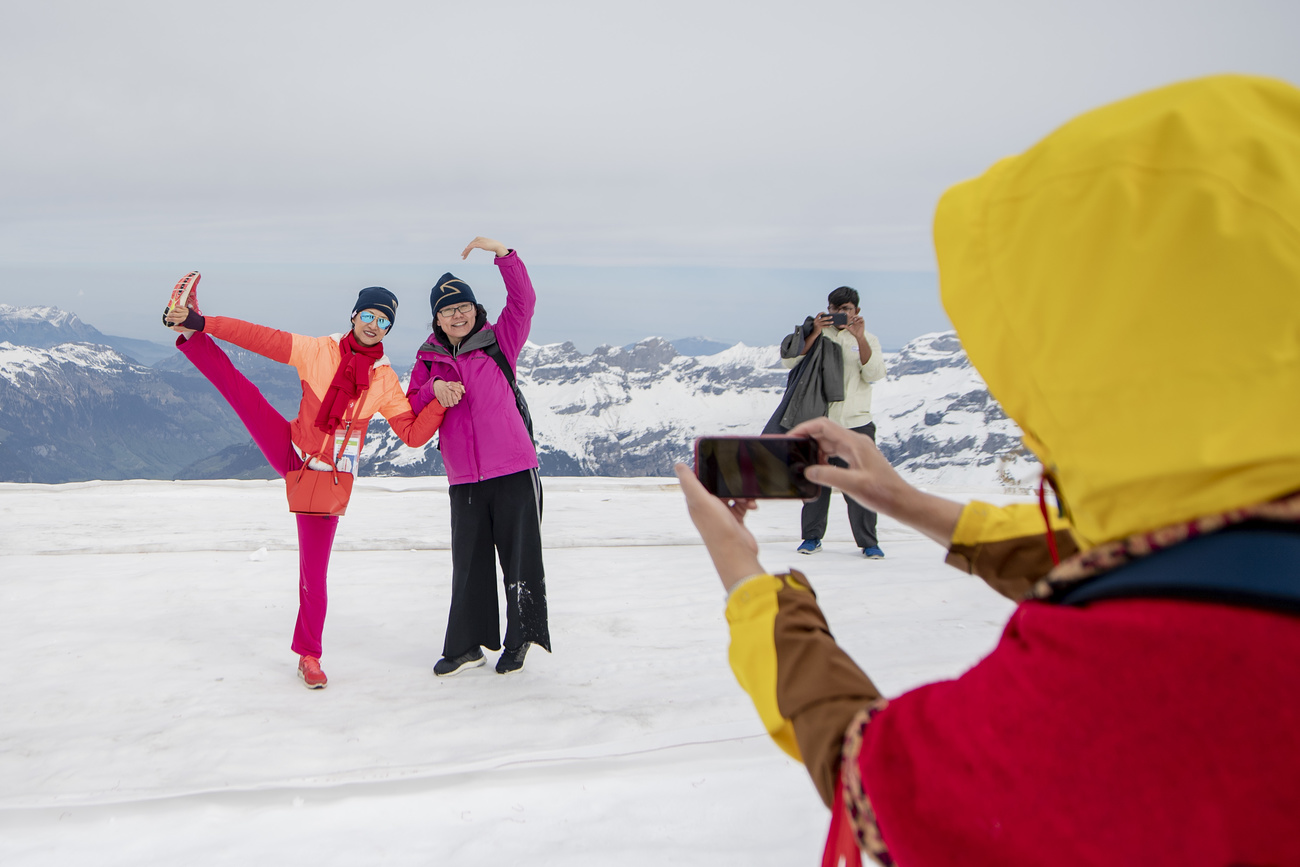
518,340,583,368
591,336,679,371
888,330,971,377
695,342,784,371
0,306,1037,490
0,340,142,386
0,303,86,328
366,326,1039,490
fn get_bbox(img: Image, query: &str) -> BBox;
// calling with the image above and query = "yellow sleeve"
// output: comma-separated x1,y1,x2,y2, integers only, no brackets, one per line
727,575,801,759
726,570,881,807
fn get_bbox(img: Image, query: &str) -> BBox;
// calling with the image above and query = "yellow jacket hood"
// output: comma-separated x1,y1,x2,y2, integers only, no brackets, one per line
935,75,1300,547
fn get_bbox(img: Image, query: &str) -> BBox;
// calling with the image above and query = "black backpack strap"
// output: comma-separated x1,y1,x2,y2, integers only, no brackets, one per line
483,341,517,388
485,344,541,506
483,342,536,445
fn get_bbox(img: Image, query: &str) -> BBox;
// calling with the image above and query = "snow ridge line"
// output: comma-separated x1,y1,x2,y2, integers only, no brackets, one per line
24,531,929,557
0,725,768,813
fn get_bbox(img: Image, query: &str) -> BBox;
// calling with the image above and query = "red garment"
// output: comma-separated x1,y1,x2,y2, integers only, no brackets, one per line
197,316,442,461
852,598,1300,867
315,331,383,434
178,332,338,659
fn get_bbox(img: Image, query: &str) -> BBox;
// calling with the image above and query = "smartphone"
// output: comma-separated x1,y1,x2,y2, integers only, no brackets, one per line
831,312,848,327
694,435,821,499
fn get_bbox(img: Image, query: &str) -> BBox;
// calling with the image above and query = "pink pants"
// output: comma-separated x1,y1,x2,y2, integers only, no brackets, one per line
178,333,337,659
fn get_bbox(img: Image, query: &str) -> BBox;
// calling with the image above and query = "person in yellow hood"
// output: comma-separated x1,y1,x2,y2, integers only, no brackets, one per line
677,74,1300,867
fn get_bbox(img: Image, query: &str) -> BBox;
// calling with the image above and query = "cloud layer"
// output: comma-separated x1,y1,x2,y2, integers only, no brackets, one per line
4,1,1296,269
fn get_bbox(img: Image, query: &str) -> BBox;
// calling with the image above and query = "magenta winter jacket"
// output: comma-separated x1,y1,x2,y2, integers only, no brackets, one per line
407,251,538,485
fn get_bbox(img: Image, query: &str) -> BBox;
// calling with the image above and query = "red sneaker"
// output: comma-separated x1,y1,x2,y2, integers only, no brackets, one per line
162,271,202,327
297,655,328,689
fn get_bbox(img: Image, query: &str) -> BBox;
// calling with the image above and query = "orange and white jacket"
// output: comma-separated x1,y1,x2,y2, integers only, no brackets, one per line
203,316,444,464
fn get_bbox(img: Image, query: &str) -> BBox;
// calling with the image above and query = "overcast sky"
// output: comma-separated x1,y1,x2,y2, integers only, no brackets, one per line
2,1,1298,351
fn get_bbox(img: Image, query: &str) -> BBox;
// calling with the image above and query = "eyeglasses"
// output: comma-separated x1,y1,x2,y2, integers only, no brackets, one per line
438,303,475,319
357,311,391,330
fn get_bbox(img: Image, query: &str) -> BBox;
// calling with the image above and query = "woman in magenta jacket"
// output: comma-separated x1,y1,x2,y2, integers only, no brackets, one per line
407,237,550,676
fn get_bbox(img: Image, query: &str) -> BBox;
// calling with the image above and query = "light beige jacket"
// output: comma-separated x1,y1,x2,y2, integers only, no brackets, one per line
782,326,886,428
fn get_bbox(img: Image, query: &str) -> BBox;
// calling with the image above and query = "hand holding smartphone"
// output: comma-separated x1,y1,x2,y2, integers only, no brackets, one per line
830,313,848,327
694,435,821,499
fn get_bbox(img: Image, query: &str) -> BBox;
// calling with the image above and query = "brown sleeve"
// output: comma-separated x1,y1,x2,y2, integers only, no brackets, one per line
945,529,1079,600
774,571,883,807
942,501,1080,601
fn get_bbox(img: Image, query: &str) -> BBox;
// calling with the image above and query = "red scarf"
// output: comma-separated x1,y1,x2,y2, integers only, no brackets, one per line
314,332,383,434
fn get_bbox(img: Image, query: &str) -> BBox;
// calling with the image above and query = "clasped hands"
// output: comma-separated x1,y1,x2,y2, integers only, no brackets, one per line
431,379,466,408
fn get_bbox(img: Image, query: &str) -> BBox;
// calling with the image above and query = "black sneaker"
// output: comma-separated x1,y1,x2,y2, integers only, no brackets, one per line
433,647,485,677
495,644,529,675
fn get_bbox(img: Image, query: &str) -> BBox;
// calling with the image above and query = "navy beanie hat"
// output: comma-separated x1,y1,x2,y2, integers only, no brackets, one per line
430,273,477,317
353,286,398,327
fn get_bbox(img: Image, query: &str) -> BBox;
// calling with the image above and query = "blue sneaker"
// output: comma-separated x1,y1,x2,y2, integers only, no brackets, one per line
796,539,822,555
862,546,885,559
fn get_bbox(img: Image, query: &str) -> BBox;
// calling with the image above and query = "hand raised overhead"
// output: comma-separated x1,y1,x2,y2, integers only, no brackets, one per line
461,237,510,259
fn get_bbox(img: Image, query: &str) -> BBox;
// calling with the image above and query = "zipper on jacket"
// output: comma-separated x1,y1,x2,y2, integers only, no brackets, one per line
464,355,484,480
450,352,481,482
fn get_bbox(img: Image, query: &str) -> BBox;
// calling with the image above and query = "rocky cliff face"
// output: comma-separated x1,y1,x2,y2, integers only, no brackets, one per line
0,341,252,482
870,332,1038,491
0,306,301,482
365,330,1039,490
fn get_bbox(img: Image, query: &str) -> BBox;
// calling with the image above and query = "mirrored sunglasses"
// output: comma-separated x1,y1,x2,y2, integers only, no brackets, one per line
358,311,391,330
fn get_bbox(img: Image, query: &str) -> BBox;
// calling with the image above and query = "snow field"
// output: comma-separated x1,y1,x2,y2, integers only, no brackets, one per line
0,478,1018,865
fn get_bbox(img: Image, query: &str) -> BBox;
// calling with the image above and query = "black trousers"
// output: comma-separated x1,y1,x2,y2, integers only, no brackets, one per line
801,421,879,548
444,468,551,657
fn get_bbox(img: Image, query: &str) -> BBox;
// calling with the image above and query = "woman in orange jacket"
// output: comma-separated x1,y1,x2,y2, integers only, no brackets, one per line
165,281,445,689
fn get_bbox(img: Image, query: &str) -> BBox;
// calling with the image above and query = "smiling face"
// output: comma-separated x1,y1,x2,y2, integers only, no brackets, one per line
351,308,391,346
437,301,477,346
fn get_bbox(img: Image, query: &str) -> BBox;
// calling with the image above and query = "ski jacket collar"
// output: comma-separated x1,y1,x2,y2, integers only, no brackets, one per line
419,319,496,359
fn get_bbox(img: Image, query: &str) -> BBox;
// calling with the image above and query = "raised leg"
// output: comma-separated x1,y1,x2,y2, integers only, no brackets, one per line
176,332,298,477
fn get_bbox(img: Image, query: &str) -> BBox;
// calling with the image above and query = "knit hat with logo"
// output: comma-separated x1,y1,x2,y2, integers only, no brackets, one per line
353,286,398,326
430,273,477,317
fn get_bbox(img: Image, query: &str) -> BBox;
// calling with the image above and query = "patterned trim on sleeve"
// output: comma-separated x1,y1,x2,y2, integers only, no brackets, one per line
840,699,895,866
1033,489,1300,599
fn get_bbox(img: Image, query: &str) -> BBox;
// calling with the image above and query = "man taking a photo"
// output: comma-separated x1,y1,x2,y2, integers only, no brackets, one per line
768,286,888,558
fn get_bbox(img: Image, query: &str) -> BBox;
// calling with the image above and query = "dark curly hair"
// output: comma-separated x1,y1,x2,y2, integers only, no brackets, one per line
828,286,859,309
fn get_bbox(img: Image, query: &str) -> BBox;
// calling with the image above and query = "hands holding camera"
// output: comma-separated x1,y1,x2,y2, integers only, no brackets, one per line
677,419,964,591
811,310,862,328
804,309,867,360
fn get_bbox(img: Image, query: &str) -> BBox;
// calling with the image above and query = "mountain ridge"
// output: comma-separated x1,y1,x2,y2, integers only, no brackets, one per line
0,305,1037,488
